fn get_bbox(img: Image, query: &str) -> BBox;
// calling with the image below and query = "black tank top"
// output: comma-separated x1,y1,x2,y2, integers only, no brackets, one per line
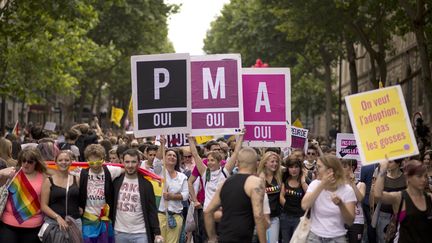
398,190,432,243
48,176,80,219
266,177,281,218
283,180,305,217
219,174,254,243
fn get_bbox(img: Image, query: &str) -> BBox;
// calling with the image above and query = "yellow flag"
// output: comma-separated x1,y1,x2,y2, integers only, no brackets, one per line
196,136,214,145
379,80,384,89
128,97,134,126
292,118,303,128
111,106,124,127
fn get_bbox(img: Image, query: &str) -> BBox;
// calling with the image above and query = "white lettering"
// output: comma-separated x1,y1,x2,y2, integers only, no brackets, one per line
206,113,225,127
254,126,271,139
154,68,170,100
203,67,226,100
255,82,271,112
153,113,172,127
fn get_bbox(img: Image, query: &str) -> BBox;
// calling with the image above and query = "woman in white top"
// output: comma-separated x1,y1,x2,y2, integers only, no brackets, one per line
187,133,243,210
342,159,366,243
154,136,189,243
302,155,356,243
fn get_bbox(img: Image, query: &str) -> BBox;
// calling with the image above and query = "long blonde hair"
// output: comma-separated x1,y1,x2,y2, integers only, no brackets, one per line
0,138,16,167
257,151,282,186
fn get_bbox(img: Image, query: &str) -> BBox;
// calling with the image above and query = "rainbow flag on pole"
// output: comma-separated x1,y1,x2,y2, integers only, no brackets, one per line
8,170,41,224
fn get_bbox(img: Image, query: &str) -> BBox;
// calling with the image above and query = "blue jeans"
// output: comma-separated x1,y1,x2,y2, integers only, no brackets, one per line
280,213,300,243
115,231,148,243
307,231,347,243
267,217,280,243
376,211,391,243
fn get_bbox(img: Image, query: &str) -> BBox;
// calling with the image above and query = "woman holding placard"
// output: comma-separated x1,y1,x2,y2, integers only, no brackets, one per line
374,159,432,242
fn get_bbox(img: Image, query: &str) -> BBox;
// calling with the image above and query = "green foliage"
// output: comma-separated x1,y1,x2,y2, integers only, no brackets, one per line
0,0,176,122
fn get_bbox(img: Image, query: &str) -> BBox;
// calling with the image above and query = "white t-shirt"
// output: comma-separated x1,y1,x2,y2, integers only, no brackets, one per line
85,165,123,216
157,171,188,214
307,180,356,238
202,167,230,210
114,177,146,233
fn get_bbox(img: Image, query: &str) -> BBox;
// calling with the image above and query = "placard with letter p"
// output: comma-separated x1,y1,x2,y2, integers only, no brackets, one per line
242,68,291,147
131,53,191,137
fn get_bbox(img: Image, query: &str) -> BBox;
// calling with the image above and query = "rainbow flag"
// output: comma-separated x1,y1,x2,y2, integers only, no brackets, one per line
8,170,41,224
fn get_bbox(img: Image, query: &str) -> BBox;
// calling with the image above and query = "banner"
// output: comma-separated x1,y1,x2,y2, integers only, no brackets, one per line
131,53,191,137
291,127,308,152
242,68,291,147
345,85,418,164
336,133,360,161
166,134,189,148
190,54,243,136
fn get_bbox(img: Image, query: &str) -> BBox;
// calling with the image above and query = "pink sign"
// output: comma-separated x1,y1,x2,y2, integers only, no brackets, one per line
242,68,291,147
190,54,243,136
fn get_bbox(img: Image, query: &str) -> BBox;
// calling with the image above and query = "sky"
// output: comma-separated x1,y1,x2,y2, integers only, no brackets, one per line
166,0,231,55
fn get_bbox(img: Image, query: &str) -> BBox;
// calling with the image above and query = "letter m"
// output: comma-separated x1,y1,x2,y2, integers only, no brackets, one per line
203,67,226,100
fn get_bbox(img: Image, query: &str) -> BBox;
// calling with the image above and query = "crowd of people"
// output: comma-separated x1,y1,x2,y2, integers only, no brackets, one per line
0,121,431,243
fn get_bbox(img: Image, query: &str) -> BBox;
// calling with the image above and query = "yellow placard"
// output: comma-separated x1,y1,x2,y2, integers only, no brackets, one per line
345,85,418,164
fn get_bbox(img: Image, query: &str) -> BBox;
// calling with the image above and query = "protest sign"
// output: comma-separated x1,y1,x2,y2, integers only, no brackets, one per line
166,134,189,148
44,122,56,131
336,133,360,161
190,54,243,136
291,127,308,152
242,68,291,147
131,53,191,137
345,85,418,164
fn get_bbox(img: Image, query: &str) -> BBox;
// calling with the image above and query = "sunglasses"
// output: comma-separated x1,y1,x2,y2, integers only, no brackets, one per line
22,160,36,165
184,155,192,159
88,159,104,166
307,152,316,155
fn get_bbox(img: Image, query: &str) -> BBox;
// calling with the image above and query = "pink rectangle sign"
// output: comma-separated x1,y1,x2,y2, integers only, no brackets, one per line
242,68,291,147
190,55,243,136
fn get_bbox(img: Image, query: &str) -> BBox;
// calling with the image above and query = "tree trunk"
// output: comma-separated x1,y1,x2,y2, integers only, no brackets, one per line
345,39,359,94
319,47,334,137
369,56,378,89
376,18,387,86
399,0,432,123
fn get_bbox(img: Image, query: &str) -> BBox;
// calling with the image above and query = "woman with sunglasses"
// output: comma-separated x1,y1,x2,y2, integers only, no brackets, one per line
302,155,356,243
0,147,48,243
79,144,123,242
40,150,81,234
374,159,432,242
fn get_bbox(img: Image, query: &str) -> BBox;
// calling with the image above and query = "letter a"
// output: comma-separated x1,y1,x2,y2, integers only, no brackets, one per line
154,68,170,100
203,67,226,99
255,82,271,112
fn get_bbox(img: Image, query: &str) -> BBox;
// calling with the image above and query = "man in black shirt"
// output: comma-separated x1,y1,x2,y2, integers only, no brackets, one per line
204,147,266,243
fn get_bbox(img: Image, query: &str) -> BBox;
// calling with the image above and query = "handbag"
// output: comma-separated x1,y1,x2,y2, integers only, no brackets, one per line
384,190,404,243
0,173,18,217
184,203,196,232
290,209,311,243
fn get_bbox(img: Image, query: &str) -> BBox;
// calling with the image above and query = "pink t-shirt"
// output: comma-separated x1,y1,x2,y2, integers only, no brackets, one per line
192,159,226,204
2,172,44,228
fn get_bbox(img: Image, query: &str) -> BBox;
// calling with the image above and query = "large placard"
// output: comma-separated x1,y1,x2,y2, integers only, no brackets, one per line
131,53,191,137
190,54,243,136
242,68,291,147
345,85,418,164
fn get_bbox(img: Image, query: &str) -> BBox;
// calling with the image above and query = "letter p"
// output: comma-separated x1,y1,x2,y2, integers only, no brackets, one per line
154,68,170,100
